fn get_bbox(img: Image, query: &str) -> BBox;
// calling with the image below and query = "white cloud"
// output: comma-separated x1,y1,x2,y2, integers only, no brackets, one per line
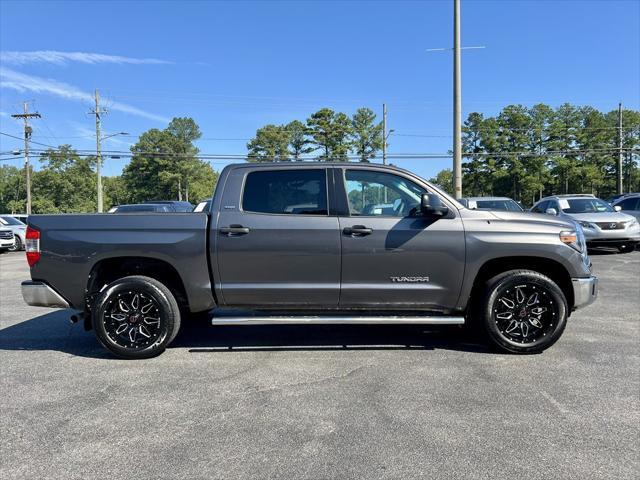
0,51,171,66
0,67,169,123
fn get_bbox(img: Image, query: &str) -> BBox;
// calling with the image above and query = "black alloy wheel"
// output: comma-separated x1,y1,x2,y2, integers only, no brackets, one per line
481,270,568,354
93,275,181,359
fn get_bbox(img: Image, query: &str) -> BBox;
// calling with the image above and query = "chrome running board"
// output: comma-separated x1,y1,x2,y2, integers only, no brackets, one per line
212,315,465,326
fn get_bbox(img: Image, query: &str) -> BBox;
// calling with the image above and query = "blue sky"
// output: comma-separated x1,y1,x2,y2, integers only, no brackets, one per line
1,0,639,180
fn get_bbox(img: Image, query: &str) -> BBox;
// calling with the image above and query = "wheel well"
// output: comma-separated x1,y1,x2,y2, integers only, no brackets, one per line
86,257,189,314
470,256,574,311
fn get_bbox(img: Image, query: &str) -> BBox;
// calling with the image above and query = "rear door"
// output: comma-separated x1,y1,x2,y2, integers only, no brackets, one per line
215,166,341,307
336,167,465,311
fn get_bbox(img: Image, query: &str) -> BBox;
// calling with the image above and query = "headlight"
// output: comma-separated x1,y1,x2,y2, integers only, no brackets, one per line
578,220,594,229
560,229,583,253
627,218,639,228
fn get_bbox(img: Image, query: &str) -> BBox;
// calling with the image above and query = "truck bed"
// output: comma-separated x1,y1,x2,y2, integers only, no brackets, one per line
27,213,215,312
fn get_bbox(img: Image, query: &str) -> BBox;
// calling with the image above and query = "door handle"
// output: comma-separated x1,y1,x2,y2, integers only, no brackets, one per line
343,225,373,236
220,225,250,236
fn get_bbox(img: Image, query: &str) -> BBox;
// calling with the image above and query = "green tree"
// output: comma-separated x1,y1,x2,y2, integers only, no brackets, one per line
0,165,25,213
286,120,312,160
351,108,383,162
30,146,97,213
123,117,217,203
247,124,291,161
428,168,454,195
306,108,352,161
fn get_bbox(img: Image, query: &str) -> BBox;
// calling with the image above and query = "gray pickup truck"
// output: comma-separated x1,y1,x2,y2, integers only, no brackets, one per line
22,163,597,358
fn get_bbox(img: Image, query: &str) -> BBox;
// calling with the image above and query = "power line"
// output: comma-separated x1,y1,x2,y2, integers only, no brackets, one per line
0,131,57,149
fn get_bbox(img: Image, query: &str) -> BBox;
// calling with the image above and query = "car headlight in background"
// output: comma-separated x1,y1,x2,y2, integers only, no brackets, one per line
578,220,595,229
626,218,639,228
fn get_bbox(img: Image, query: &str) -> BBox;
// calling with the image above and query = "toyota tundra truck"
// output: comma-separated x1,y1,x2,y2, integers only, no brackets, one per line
21,163,597,358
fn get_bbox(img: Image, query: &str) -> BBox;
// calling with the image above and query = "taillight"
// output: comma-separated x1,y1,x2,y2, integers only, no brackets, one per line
25,226,40,267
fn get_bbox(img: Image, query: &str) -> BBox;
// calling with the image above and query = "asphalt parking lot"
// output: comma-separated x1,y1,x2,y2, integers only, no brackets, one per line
1,250,639,480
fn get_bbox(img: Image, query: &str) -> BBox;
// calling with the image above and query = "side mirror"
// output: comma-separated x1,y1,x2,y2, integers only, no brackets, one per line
614,205,622,212
545,208,558,216
421,193,449,217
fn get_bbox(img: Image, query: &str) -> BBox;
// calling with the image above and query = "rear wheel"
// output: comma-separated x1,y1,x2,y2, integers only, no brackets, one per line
480,270,568,354
92,275,181,359
8,235,22,252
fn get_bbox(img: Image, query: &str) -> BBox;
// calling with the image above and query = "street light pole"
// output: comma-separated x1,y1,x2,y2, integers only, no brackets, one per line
453,0,463,199
382,103,388,165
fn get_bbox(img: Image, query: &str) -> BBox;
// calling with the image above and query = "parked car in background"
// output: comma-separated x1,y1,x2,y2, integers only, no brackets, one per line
0,215,27,251
193,199,211,212
109,203,174,213
0,226,15,252
6,214,28,224
143,200,195,212
531,194,640,252
612,193,640,222
605,194,626,204
459,196,524,212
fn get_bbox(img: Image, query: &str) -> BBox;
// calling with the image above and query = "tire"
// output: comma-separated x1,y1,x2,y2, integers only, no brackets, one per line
480,270,568,354
618,243,635,253
92,275,181,359
8,235,22,252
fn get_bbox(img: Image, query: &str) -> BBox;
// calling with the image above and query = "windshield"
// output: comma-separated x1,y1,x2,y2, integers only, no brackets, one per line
475,200,523,212
561,198,614,214
0,216,26,226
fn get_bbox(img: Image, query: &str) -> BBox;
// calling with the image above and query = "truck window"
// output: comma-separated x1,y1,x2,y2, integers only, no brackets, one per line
242,169,328,215
344,169,426,217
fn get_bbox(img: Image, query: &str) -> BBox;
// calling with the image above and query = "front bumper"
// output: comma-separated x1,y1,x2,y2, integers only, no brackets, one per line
21,281,70,308
572,276,598,310
582,223,640,244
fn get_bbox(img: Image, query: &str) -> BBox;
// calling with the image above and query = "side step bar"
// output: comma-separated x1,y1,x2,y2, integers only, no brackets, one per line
212,316,465,326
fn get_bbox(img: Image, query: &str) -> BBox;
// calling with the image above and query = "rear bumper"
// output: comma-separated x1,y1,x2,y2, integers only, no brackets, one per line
21,281,70,308
572,276,598,310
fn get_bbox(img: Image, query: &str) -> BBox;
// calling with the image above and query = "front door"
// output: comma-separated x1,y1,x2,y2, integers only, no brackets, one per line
216,167,341,308
336,168,465,311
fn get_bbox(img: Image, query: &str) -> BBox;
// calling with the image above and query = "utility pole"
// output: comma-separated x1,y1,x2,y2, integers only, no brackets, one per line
617,102,623,195
11,102,41,215
453,0,462,199
382,103,388,165
89,89,108,212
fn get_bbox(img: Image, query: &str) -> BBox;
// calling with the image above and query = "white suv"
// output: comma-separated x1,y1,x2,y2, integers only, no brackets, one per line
531,194,640,253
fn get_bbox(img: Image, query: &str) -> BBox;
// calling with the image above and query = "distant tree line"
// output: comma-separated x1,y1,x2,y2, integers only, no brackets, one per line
246,107,383,162
0,117,217,214
1,104,638,214
429,103,640,204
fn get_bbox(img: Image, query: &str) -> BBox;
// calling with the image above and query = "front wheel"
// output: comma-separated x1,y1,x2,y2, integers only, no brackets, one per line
480,270,568,354
8,235,22,252
618,243,635,253
92,275,181,359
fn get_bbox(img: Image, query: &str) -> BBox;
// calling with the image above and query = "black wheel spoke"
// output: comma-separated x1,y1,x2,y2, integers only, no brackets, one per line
493,283,557,344
103,291,163,350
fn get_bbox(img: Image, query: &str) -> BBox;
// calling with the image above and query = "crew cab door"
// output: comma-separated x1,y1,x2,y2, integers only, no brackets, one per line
214,166,340,307
335,167,465,311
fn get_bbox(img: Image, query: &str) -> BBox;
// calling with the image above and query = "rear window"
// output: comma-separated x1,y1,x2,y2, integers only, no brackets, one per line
0,216,25,225
242,169,328,215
